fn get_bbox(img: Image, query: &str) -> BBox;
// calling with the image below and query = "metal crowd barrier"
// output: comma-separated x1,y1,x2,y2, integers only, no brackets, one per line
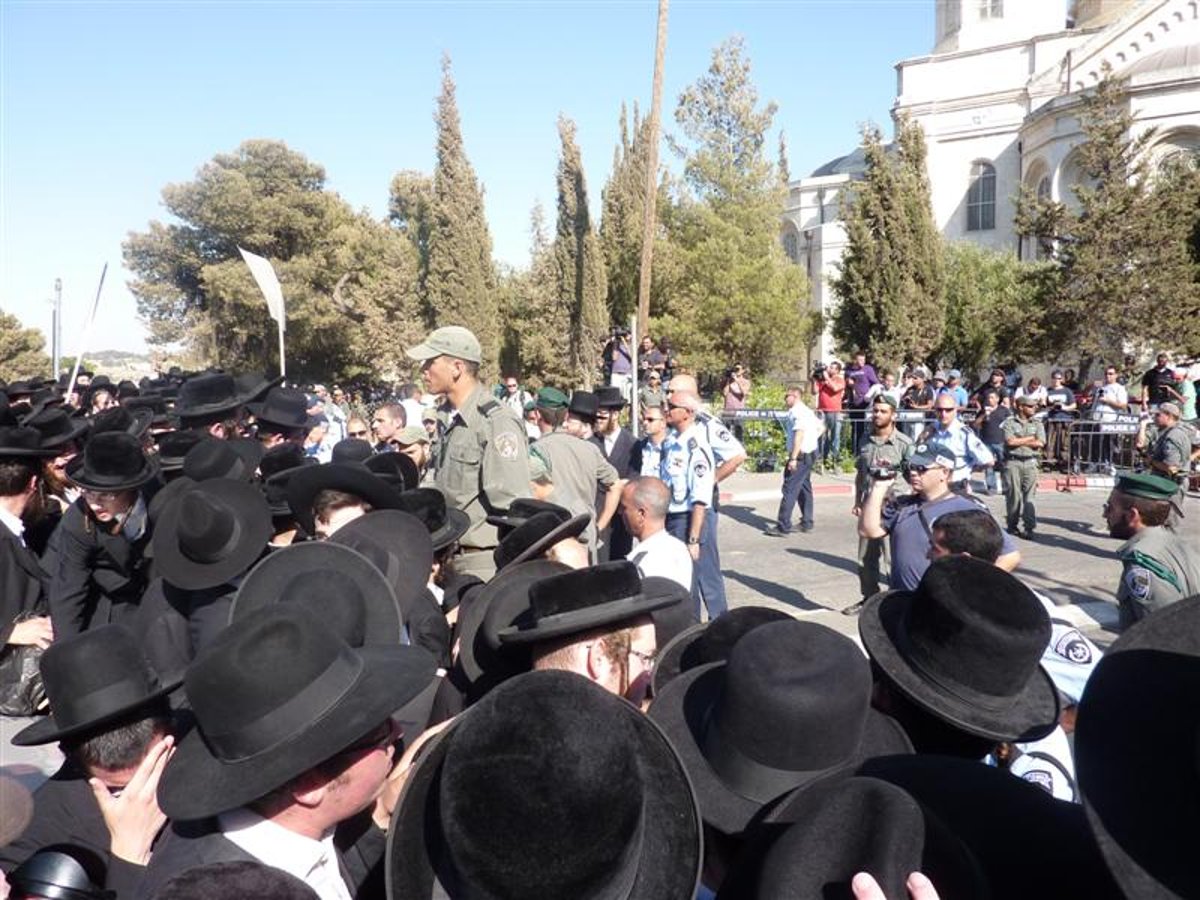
1060,417,1142,477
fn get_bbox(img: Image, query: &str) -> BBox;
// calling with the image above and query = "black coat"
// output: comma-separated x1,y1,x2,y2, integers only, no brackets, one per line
590,428,637,561
0,527,47,646
0,761,147,897
137,810,386,900
43,495,154,639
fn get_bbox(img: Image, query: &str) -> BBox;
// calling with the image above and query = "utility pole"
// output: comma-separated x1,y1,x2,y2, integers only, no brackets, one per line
635,0,668,339
52,278,62,375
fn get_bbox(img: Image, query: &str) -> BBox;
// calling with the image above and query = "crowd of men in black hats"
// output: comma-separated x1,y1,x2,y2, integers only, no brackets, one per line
0,331,1198,900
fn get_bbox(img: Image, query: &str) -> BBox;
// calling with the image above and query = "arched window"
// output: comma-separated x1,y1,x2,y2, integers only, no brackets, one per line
967,162,996,232
1037,176,1051,200
781,228,800,264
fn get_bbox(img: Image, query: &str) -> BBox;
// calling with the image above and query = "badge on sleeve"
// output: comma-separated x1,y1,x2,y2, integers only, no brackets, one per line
1052,628,1093,665
1124,566,1152,602
1021,769,1054,795
494,432,519,461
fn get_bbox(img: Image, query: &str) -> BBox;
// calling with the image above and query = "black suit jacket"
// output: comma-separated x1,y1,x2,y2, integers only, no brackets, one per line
0,528,47,645
43,496,153,639
590,428,637,560
137,810,387,900
0,761,147,897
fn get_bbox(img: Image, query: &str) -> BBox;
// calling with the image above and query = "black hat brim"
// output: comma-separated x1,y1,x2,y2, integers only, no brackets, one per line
159,644,436,821
286,464,404,536
859,589,1060,743
430,508,470,552
505,512,591,569
386,676,703,900
64,453,159,493
228,542,405,646
13,677,182,746
497,590,678,645
23,414,89,450
152,480,271,591
649,661,912,835
650,622,707,698
1076,595,1200,898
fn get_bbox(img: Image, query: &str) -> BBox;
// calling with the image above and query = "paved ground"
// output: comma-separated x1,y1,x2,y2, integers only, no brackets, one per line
4,471,1195,786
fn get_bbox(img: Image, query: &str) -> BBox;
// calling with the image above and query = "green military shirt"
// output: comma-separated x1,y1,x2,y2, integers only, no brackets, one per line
1115,525,1200,630
1000,414,1045,461
434,383,532,550
854,429,914,506
535,430,619,549
1149,423,1194,477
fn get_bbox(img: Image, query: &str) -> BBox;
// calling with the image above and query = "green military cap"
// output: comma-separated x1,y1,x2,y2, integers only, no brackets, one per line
535,387,569,410
872,394,898,410
394,425,430,446
406,326,482,364
1115,472,1180,501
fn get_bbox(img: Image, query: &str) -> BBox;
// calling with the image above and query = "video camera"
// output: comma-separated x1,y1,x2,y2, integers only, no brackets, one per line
812,361,827,382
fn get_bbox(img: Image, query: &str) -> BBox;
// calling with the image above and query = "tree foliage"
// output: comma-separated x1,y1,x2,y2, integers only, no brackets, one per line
1015,65,1200,359
554,116,609,388
0,310,50,381
599,103,653,328
426,56,499,377
657,37,811,377
124,139,420,380
830,117,945,370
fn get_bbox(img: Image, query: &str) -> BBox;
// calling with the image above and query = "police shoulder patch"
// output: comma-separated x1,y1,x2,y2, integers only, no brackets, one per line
1124,565,1152,601
494,432,520,461
1021,770,1055,795
1052,629,1093,665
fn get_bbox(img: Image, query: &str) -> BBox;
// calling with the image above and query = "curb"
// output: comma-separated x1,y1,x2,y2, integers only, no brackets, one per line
720,475,1117,504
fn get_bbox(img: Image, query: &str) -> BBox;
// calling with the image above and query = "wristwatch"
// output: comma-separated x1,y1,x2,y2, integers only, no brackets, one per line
687,537,701,545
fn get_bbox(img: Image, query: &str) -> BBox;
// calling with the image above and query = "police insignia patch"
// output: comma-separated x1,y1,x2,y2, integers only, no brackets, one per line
495,433,519,460
1126,566,1152,601
1053,629,1092,664
1021,770,1054,794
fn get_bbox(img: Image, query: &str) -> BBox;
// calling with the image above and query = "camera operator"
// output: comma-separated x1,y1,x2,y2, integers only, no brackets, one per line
844,394,913,614
857,441,1019,593
603,327,634,403
811,360,845,471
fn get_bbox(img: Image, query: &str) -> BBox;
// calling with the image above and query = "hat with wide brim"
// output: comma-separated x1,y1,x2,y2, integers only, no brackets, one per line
364,452,419,492
228,542,405,646
498,561,677,645
0,426,58,458
386,670,702,900
286,463,404,536
22,408,89,450
652,605,793,697
328,510,434,633
65,432,159,492
648,623,912,836
494,510,591,571
159,605,436,821
858,558,1060,744
13,625,181,746
152,479,272,591
394,488,470,552
246,387,310,430
173,372,246,421
1076,594,1200,898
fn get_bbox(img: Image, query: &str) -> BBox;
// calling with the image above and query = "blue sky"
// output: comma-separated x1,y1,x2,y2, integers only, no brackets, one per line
1,0,931,358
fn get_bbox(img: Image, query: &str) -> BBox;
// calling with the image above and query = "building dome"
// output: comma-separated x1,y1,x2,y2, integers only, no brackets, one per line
1123,41,1200,80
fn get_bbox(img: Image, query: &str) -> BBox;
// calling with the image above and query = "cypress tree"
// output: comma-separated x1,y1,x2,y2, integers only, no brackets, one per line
600,103,652,327
426,55,499,375
554,116,609,388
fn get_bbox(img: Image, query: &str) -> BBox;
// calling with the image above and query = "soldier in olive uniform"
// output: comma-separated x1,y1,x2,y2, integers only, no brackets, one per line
1136,401,1195,528
407,326,531,580
1001,396,1046,538
1103,472,1200,631
851,394,913,603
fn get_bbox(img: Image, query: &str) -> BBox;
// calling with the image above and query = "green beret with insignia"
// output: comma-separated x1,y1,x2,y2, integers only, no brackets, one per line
535,387,569,410
872,394,898,410
1115,472,1179,501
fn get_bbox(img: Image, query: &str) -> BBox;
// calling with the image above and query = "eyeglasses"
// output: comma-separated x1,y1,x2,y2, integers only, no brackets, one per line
934,408,955,414
667,403,688,412
348,429,369,438
82,489,123,502
629,647,658,669
641,415,663,422
339,718,399,758
910,465,942,475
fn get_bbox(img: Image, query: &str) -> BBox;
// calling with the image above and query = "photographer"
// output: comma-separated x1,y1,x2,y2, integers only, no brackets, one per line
603,328,634,402
857,441,1019,593
721,364,751,441
811,360,846,470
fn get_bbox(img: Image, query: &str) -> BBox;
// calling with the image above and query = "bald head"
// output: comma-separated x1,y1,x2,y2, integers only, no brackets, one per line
668,374,698,394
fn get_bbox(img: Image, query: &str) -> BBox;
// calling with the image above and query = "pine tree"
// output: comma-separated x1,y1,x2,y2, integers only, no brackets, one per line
830,117,945,369
554,116,609,388
426,55,499,376
1015,65,1200,359
600,103,653,327
0,309,51,381
502,203,573,388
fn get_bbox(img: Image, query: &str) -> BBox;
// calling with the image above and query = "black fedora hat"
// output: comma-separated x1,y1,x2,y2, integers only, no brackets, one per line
154,431,206,473
386,670,702,900
492,509,591,571
0,425,56,458
329,510,434,630
8,849,114,900
648,619,912,836
858,754,1122,898
153,479,271,591
567,390,599,420
174,372,245,420
286,463,405,537
247,387,309,430
22,408,89,450
394,487,469,552
652,605,793,697
486,498,572,534
123,394,172,430
147,475,195,530
596,386,627,409
159,604,436,820
235,373,285,406
644,576,697,651
182,437,263,483
13,624,181,746
859,556,1059,743
1075,594,1200,898
364,452,419,491
89,405,153,440
229,542,404,647
718,775,988,900
453,559,569,691
331,438,375,465
259,442,316,517
65,432,158,492
498,561,676,645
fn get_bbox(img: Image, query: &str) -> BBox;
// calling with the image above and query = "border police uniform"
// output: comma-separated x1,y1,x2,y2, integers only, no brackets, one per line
853,415,912,599
1001,410,1045,536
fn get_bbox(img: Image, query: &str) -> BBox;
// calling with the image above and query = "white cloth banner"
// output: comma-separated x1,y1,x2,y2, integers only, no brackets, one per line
238,246,286,331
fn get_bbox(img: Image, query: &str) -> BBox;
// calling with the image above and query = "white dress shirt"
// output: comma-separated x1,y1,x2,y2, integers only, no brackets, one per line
219,808,352,900
627,527,693,591
0,507,25,544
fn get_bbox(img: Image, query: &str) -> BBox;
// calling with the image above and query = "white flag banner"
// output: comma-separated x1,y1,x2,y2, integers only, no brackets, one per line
238,246,286,331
